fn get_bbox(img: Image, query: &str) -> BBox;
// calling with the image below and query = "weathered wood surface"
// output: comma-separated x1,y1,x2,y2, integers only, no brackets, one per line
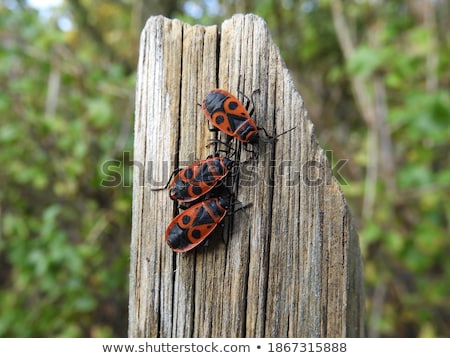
129,14,364,338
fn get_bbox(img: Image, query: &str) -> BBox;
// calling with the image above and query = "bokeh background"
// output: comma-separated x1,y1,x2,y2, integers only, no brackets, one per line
1,0,449,337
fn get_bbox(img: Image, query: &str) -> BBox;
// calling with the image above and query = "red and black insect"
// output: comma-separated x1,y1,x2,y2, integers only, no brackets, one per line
156,156,234,204
202,89,260,144
202,89,296,147
165,196,231,252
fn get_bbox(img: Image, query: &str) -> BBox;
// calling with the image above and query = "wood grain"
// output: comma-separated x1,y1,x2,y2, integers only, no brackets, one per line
129,14,364,338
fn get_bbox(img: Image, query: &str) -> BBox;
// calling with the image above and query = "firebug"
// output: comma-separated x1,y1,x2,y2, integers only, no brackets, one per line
151,156,235,203
202,89,260,144
165,196,231,252
168,156,234,203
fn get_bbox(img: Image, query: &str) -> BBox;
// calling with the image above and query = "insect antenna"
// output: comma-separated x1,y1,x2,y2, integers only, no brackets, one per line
259,126,297,143
150,168,181,191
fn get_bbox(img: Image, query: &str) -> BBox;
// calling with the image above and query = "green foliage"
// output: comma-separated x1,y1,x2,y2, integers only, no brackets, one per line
0,2,132,337
326,2,449,337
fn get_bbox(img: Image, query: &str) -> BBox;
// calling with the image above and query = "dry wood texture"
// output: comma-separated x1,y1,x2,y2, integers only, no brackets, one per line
129,14,364,338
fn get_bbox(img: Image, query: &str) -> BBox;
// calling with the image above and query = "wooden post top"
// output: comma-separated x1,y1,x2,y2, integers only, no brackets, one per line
129,14,364,338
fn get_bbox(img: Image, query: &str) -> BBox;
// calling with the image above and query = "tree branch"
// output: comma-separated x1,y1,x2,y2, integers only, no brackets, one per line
331,0,396,214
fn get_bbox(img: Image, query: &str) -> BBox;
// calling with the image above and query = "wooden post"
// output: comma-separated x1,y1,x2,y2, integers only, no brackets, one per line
129,14,364,338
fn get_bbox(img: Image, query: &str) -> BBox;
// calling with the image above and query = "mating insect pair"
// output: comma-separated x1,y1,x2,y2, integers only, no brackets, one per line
163,155,240,253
